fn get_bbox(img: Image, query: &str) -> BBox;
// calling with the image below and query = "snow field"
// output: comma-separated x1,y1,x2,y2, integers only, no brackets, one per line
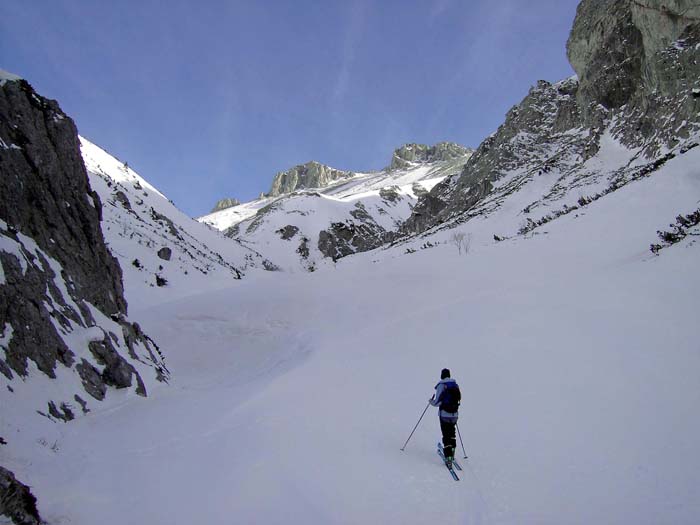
20,147,700,524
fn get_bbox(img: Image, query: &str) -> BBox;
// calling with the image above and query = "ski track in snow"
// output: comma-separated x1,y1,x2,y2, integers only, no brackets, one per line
4,148,700,524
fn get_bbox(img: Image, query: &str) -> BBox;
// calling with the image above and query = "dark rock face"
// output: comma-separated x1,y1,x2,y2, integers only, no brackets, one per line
0,467,41,525
567,0,645,113
0,79,125,316
379,186,402,204
276,225,299,240
567,0,700,153
1,76,170,523
411,183,429,198
0,78,169,402
318,204,390,261
157,247,172,261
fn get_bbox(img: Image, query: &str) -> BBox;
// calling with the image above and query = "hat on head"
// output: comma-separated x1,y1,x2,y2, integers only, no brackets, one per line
441,368,451,379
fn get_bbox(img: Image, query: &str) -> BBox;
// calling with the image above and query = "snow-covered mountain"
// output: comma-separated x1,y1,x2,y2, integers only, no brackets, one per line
80,137,278,306
15,135,700,524
199,142,473,271
401,0,700,245
1,0,700,523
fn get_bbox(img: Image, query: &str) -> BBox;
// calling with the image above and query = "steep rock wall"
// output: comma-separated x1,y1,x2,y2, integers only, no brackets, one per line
268,161,355,197
0,79,168,418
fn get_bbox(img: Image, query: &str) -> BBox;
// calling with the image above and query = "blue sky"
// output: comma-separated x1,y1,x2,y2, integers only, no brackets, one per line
1,0,581,216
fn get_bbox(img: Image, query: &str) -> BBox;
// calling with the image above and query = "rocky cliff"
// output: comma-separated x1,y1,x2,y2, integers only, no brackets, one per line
210,197,241,213
0,76,169,522
268,161,355,197
401,0,700,236
0,76,168,403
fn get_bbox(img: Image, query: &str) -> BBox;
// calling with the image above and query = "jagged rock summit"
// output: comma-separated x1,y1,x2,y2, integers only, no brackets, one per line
210,197,241,213
255,142,474,200
268,160,355,197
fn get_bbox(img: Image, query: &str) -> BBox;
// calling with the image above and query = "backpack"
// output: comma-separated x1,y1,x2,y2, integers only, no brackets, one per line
440,382,461,413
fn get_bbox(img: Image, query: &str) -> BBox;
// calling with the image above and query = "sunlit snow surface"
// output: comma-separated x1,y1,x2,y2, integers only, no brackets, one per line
198,162,454,232
79,137,272,306
6,143,699,524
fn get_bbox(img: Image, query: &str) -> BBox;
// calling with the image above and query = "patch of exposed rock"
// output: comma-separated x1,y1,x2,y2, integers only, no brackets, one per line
388,142,473,170
268,161,355,197
210,197,240,213
276,225,299,240
0,467,41,525
318,203,392,261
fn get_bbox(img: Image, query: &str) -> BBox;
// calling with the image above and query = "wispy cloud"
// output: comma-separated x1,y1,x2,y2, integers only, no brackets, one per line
331,0,369,107
429,0,453,21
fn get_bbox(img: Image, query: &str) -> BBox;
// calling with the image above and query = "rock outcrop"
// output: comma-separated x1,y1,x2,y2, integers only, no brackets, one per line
401,0,700,236
210,197,240,213
568,0,700,153
389,142,472,170
317,202,393,261
0,76,170,516
268,161,355,197
0,77,168,396
0,467,41,525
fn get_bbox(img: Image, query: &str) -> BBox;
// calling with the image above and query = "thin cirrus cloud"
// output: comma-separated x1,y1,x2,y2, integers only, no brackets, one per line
331,0,369,108
429,0,453,20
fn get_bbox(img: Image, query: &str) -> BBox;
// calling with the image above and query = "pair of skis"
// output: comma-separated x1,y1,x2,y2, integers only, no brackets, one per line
437,443,463,481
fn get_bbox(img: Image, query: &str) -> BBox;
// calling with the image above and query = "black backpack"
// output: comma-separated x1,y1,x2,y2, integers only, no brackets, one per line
439,382,461,413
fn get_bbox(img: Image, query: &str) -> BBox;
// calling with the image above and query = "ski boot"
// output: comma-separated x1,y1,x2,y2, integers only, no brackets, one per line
444,446,455,468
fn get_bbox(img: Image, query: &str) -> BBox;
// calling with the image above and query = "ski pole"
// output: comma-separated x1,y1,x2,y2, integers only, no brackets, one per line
400,402,431,451
456,422,468,459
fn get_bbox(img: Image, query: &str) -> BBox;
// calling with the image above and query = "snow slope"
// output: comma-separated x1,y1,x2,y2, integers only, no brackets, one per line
197,154,470,271
198,156,465,231
228,185,419,272
11,141,700,524
80,137,276,306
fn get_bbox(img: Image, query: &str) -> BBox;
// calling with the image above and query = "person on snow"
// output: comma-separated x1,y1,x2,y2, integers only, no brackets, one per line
430,368,461,466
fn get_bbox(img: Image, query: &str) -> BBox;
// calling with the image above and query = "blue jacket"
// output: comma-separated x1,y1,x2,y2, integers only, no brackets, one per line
430,378,459,422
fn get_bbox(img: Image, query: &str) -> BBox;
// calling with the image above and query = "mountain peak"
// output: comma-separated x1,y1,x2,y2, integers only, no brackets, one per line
0,68,22,86
268,161,354,197
210,197,241,213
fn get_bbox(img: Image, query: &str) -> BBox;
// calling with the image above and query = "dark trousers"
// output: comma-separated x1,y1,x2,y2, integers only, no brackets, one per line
440,418,457,458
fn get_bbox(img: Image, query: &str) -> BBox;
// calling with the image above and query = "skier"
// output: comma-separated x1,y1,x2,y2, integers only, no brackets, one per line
430,368,460,467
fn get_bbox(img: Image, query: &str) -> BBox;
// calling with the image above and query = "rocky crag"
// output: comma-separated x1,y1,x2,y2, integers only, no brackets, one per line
0,76,169,522
268,161,356,197
401,0,700,237
210,197,241,213
388,142,472,170
0,467,41,525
